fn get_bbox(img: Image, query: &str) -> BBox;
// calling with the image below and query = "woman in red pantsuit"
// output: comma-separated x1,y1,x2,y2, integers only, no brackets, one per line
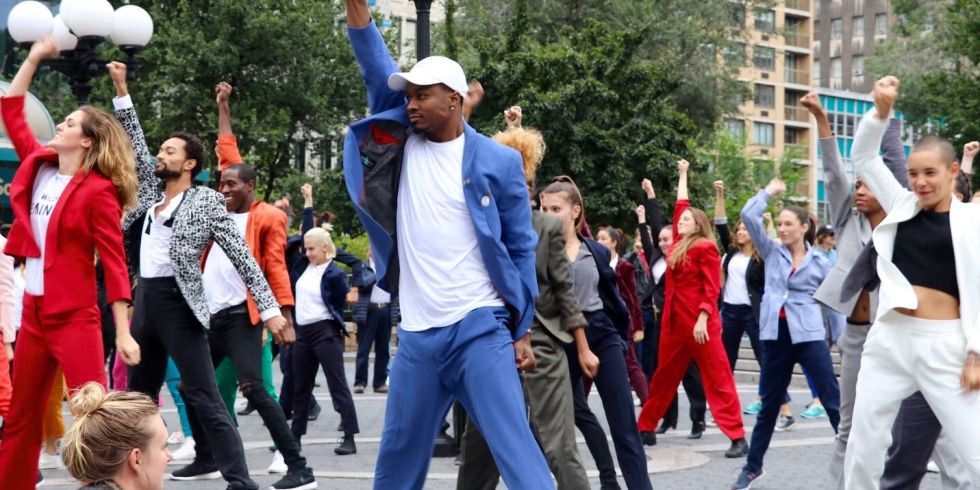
636,159,748,457
0,37,138,489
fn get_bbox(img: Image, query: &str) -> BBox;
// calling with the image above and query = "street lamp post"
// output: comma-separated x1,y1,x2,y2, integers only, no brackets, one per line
5,0,154,105
411,0,433,60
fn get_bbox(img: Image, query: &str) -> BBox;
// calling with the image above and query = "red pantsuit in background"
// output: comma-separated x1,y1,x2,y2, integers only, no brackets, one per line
637,199,745,440
0,96,131,489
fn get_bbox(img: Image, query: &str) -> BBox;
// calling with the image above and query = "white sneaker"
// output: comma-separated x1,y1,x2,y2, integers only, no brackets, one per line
170,437,196,462
234,396,248,413
38,452,61,470
633,393,641,407
268,450,287,474
167,431,185,445
927,460,940,473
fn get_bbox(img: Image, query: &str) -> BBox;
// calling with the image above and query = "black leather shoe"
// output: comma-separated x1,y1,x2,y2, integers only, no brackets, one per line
655,422,674,434
237,401,256,416
641,431,657,447
335,435,356,455
687,421,705,439
307,402,321,421
725,437,749,458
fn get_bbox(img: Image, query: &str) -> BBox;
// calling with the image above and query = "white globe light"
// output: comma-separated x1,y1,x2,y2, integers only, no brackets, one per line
58,0,82,31
7,1,54,43
110,5,153,47
67,0,115,37
51,15,78,51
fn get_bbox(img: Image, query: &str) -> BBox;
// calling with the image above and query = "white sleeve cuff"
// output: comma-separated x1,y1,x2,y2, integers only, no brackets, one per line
112,95,133,110
713,217,728,225
259,307,282,322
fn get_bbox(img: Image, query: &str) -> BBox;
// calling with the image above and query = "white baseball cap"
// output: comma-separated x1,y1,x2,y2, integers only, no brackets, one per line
388,56,468,99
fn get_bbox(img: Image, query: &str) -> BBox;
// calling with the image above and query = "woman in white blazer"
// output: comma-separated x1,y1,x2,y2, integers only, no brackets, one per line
843,76,980,489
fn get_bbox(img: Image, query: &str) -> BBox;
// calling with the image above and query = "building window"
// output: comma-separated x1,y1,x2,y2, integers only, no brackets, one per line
831,19,843,40
723,43,746,64
755,10,775,33
753,46,775,70
295,141,307,173
831,58,843,79
853,16,865,39
754,122,775,146
812,59,821,84
852,56,865,76
728,3,745,29
725,118,745,139
875,14,888,36
755,84,775,108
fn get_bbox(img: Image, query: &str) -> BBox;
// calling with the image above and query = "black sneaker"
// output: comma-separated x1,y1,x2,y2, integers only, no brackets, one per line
731,468,764,489
170,460,222,480
725,438,749,458
641,431,657,446
237,401,256,416
272,467,318,490
334,435,356,455
225,482,259,490
308,403,322,421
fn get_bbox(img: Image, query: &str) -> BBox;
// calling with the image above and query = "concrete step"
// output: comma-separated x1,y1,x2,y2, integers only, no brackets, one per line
733,336,842,388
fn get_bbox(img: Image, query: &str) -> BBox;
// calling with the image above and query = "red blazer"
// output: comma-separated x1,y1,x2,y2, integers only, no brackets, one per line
662,199,721,336
614,258,644,336
202,134,294,325
2,95,131,314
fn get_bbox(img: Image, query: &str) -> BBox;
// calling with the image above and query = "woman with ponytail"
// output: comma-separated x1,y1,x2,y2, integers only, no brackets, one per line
0,37,137,488
636,159,748,458
540,175,652,490
62,383,170,489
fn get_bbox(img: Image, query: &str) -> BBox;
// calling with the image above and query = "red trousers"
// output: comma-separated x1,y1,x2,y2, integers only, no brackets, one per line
0,295,105,489
637,326,745,440
0,342,11,418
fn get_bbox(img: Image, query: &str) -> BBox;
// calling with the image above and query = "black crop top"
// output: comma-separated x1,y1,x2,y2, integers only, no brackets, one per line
892,210,959,299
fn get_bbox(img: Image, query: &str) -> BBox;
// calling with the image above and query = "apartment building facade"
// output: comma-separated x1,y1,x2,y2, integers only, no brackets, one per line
812,0,896,93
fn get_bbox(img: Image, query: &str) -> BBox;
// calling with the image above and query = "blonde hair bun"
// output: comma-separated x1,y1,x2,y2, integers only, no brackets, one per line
68,382,109,419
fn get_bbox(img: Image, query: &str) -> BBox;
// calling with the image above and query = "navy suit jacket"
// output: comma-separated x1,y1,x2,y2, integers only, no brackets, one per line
343,20,538,339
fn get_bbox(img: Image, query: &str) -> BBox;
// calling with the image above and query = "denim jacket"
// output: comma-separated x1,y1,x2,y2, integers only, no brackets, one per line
741,190,832,343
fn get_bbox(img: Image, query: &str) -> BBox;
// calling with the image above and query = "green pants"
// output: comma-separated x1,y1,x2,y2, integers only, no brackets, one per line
215,338,278,425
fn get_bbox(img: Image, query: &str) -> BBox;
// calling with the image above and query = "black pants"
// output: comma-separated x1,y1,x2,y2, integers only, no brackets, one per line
183,304,307,472
649,307,706,427
565,311,652,490
291,319,359,440
354,304,391,388
637,306,657,379
279,343,320,419
127,277,254,487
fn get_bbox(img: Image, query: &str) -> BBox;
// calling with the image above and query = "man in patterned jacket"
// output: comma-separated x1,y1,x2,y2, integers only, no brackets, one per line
107,63,290,490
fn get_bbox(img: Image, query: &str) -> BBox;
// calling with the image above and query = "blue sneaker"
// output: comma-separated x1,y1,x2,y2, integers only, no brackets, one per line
801,404,827,419
731,468,764,489
742,400,762,415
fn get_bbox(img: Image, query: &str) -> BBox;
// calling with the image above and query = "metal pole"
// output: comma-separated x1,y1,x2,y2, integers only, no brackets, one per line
412,0,433,59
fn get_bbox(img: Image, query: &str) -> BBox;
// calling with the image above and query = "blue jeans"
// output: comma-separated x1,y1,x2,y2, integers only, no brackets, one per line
746,319,840,474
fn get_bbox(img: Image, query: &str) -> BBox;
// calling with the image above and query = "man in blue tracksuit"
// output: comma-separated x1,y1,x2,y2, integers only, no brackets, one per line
341,2,553,489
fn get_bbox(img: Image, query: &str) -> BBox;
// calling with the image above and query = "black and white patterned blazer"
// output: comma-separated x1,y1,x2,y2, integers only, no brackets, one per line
116,100,279,328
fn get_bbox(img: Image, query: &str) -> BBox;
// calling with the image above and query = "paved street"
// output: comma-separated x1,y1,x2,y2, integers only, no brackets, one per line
40,354,943,490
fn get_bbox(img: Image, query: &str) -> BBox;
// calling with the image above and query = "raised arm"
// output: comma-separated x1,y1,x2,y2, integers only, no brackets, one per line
740,180,783,259
801,92,851,229
881,118,909,189
108,62,161,211
345,0,404,115
216,82,244,170
672,160,690,240
641,178,664,237
712,180,731,249
2,38,61,160
961,141,978,177
852,77,906,213
300,183,315,236
635,204,659,264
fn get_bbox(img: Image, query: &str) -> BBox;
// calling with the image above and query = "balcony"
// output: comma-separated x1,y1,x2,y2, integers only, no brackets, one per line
784,30,810,49
784,0,810,13
784,105,810,123
785,67,810,85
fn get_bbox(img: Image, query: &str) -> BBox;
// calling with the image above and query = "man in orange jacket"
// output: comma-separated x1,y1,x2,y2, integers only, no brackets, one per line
176,82,316,489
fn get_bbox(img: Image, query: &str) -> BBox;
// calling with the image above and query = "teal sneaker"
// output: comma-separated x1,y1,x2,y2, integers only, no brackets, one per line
800,404,827,419
742,400,762,415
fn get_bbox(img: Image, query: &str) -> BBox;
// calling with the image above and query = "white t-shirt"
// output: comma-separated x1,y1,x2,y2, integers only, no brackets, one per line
396,133,503,331
139,192,185,278
202,212,249,314
24,166,73,295
723,252,752,306
295,261,332,326
652,257,667,285
368,259,391,304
